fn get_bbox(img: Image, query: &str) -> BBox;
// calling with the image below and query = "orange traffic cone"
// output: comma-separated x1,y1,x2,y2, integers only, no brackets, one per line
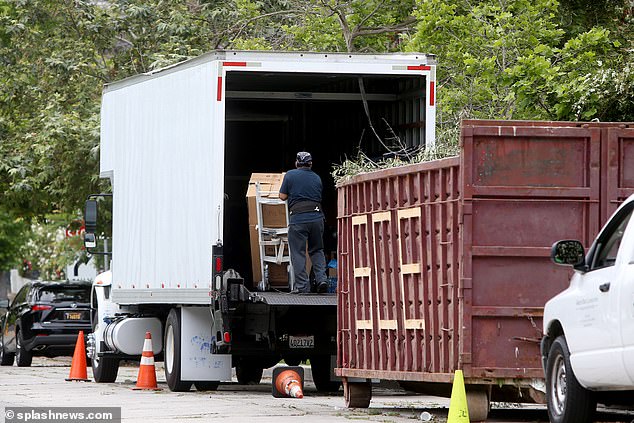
272,366,304,398
133,331,160,390
66,330,90,382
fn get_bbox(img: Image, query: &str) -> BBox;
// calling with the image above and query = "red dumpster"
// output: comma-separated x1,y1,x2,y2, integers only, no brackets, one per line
335,120,634,419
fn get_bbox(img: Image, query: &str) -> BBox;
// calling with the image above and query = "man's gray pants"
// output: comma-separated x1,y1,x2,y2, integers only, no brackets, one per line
288,219,327,293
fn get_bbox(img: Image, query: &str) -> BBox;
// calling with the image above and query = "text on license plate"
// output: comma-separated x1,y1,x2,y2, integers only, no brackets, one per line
289,336,314,349
64,312,82,320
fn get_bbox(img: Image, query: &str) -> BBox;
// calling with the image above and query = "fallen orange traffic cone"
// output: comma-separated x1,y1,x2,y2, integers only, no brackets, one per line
272,366,304,398
133,331,160,390
66,330,90,382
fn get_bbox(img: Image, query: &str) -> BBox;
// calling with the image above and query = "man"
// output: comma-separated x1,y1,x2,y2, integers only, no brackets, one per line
279,151,328,293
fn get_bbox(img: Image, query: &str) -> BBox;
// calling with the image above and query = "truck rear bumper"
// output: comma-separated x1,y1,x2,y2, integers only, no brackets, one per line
251,292,337,306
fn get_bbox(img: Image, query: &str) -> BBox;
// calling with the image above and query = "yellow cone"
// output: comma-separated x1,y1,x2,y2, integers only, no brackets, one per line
447,370,470,423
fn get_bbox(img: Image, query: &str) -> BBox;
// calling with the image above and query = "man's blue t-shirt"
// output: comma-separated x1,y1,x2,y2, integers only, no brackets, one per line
280,168,323,224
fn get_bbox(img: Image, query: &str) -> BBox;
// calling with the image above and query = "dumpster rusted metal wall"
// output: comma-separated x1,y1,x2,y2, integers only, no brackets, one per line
605,128,634,220
337,158,461,380
461,124,601,381
336,120,633,387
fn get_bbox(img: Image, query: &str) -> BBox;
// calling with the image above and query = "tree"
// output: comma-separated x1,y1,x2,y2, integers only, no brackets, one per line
0,0,284,272
406,0,633,146
283,0,417,52
0,0,291,219
0,207,28,271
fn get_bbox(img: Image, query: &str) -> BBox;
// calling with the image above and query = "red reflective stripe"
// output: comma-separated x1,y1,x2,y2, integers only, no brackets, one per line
430,81,435,106
222,61,247,67
142,351,153,357
217,76,222,101
407,65,431,71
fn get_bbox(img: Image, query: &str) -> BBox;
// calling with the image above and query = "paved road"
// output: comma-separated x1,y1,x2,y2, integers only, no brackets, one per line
0,357,632,423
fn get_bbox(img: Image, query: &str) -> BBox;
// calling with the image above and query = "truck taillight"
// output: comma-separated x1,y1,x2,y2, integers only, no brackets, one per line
213,244,223,276
223,331,231,343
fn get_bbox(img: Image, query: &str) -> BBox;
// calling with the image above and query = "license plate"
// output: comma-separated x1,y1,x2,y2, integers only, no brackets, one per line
289,336,314,349
64,312,82,320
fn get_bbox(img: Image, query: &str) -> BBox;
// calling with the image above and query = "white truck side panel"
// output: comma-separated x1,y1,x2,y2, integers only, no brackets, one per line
101,61,222,302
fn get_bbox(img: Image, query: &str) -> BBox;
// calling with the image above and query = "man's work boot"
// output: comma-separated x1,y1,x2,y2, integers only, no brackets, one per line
316,281,328,293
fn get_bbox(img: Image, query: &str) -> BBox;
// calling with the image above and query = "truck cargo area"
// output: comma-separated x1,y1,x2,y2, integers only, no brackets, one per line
223,71,430,286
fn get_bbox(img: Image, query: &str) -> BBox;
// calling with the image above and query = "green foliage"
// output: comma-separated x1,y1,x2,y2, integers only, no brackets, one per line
406,0,633,148
0,0,632,270
21,214,86,280
0,207,28,271
331,141,460,185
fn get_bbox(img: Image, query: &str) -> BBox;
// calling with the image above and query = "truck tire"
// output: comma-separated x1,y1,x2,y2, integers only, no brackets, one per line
194,381,220,391
283,356,301,366
164,308,192,392
343,378,372,408
91,308,119,383
236,362,263,385
310,355,341,392
546,335,596,423
15,329,32,367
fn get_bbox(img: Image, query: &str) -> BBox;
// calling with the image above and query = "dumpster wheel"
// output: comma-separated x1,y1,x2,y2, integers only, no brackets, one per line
466,389,490,422
343,378,372,408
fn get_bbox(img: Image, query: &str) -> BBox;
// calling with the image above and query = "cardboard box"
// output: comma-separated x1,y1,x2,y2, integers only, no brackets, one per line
246,173,287,228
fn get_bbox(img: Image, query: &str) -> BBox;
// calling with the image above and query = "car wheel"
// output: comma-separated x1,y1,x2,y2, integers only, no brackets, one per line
546,335,596,423
310,355,341,392
0,338,15,366
164,308,192,392
15,329,32,367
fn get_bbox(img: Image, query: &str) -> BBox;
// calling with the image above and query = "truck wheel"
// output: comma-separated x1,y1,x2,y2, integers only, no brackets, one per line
194,381,220,391
236,362,263,385
15,329,32,367
91,307,119,383
164,308,192,392
546,335,596,423
343,378,371,408
283,357,301,366
310,355,341,392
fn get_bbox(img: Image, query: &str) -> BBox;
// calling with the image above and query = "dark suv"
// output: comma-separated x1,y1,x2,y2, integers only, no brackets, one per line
0,280,91,366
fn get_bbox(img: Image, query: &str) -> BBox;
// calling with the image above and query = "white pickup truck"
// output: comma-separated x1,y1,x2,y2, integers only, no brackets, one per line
542,193,634,423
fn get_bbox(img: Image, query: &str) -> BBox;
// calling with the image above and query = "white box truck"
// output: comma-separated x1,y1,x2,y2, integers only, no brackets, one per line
84,50,437,391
